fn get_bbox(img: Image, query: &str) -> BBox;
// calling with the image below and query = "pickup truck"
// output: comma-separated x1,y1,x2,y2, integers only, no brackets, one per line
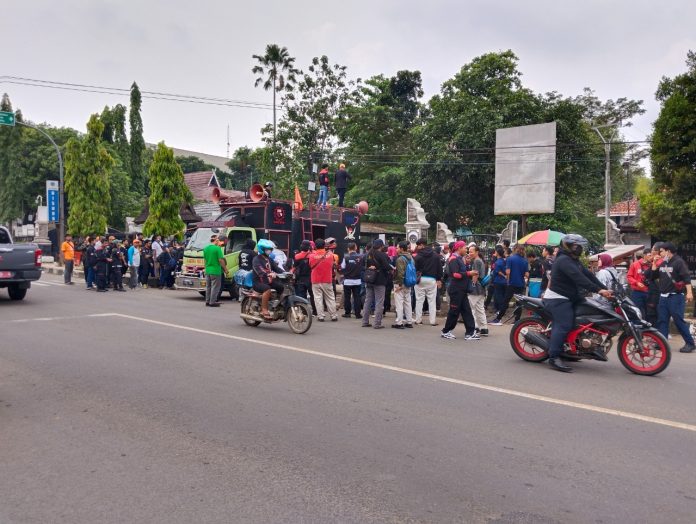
0,225,43,301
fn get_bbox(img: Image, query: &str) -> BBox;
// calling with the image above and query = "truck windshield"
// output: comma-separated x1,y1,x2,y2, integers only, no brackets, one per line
186,228,222,251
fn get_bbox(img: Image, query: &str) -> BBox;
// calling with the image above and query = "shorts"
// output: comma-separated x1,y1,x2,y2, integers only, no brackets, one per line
253,280,283,294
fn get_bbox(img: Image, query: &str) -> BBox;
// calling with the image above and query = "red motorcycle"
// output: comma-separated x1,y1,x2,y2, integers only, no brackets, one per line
509,293,671,376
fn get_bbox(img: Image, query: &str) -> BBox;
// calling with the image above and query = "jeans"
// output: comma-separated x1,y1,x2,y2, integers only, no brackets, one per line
205,274,222,304
443,287,475,335
543,298,574,358
86,266,95,288
129,265,138,289
363,284,386,327
496,285,525,321
316,185,329,207
493,283,507,314
630,289,649,318
295,279,316,314
63,260,73,284
394,285,413,325
343,284,362,316
657,293,695,346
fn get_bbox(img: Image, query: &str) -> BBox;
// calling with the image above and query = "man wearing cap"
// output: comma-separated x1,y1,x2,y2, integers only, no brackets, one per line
646,242,695,353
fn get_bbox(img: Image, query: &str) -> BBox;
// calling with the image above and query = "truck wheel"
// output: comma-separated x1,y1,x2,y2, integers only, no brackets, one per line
8,286,27,301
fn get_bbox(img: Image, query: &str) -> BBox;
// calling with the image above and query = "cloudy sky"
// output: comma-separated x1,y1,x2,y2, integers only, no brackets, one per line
3,0,695,159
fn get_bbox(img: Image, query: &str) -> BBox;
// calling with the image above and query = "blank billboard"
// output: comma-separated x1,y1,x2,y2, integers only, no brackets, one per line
494,122,556,215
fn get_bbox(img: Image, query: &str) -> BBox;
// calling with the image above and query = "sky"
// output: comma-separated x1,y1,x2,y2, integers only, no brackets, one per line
3,0,695,161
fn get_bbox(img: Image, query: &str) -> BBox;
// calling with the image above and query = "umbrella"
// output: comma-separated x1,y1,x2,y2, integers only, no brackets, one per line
517,229,565,246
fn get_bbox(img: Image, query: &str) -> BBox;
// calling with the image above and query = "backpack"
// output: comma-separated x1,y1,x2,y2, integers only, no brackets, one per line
402,255,418,287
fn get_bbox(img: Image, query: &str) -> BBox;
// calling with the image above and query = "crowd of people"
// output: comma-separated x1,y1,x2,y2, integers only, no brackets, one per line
60,227,694,356
60,233,186,292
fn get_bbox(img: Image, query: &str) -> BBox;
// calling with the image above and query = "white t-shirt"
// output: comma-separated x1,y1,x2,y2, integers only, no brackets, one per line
152,240,163,258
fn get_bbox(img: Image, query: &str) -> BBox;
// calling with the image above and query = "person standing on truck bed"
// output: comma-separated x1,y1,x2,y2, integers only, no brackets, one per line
61,234,75,285
203,234,229,308
335,163,351,208
316,164,330,210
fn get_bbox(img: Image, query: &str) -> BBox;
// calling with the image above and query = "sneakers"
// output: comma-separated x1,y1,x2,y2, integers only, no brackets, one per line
464,332,481,341
679,344,695,353
392,324,405,329
489,319,503,326
479,329,489,337
404,323,413,328
441,331,456,340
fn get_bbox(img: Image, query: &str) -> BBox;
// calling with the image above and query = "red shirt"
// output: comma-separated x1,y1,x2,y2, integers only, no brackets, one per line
309,249,334,284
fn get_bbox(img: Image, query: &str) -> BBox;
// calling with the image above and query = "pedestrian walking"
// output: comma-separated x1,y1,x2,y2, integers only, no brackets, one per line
362,239,392,329
646,242,695,353
203,234,229,307
309,238,338,322
392,241,415,329
441,241,477,340
61,234,75,285
335,163,351,207
467,244,488,337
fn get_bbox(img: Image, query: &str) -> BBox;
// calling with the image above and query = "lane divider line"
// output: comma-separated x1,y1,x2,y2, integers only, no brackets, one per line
101,312,696,434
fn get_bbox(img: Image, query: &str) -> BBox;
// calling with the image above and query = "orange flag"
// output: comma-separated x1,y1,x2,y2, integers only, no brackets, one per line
294,184,304,211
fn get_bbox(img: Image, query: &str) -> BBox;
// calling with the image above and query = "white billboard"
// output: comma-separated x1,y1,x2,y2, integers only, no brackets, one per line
494,122,556,215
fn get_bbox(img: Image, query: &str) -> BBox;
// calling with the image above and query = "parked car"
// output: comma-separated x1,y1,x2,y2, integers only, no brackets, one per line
0,225,42,301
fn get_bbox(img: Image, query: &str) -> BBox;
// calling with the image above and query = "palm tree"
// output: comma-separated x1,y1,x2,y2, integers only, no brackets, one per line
252,44,300,146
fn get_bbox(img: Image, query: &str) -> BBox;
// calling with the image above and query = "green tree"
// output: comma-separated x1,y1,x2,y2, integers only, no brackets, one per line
640,50,696,242
64,115,113,236
129,82,147,193
337,71,424,216
252,44,300,146
143,142,193,239
226,146,262,190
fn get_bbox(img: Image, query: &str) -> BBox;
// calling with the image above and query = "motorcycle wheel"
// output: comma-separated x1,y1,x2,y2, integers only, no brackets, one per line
510,318,549,362
617,331,671,376
240,297,261,327
287,302,312,334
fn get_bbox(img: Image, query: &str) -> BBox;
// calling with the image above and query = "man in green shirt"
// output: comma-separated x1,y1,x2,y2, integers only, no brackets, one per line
202,233,229,307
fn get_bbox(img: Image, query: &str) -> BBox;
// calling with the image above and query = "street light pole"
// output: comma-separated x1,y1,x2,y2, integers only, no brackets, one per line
18,122,65,253
592,124,618,248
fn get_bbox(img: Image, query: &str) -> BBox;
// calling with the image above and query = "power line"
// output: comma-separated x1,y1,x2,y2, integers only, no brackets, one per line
0,75,274,110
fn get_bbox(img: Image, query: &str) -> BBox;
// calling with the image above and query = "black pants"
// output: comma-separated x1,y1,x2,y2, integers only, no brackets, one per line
384,280,393,313
543,298,574,358
443,287,475,335
111,266,123,289
343,284,362,316
496,285,525,321
337,188,346,207
96,268,108,290
296,279,316,315
484,283,495,309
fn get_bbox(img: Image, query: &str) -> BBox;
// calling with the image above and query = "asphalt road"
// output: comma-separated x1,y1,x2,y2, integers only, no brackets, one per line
2,277,696,523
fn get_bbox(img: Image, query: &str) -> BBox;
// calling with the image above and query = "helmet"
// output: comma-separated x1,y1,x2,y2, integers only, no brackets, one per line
264,181,273,188
257,239,274,254
325,237,337,249
560,234,588,257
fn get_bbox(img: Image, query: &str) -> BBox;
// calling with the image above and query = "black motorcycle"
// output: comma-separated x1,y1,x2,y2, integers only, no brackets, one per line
509,293,671,376
239,273,313,334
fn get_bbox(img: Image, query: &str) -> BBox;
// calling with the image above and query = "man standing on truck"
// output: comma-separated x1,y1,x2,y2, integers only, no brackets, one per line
335,163,351,207
61,234,75,285
203,234,229,307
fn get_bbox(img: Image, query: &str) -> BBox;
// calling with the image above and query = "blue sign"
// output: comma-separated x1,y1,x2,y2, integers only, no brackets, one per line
46,180,59,222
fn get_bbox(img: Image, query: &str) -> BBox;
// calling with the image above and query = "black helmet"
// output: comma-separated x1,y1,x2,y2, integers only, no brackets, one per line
560,234,588,257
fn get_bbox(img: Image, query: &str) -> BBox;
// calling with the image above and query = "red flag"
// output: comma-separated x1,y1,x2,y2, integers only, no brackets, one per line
294,184,304,211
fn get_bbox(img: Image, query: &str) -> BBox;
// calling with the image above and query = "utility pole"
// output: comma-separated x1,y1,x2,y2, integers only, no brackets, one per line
592,123,619,248
18,121,65,255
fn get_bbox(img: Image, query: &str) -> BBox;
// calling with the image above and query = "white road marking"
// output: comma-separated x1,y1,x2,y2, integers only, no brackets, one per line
3,313,114,324
100,312,696,434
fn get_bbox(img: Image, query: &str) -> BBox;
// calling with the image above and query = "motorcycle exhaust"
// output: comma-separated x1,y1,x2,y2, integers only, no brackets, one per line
240,313,266,322
523,330,549,351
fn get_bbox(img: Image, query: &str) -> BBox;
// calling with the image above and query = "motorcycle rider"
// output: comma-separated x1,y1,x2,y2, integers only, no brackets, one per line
542,234,613,372
252,239,284,320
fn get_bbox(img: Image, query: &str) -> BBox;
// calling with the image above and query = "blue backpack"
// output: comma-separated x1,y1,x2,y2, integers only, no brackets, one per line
402,255,418,287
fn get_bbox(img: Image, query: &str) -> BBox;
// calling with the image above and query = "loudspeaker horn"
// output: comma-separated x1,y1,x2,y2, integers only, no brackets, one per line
249,183,265,202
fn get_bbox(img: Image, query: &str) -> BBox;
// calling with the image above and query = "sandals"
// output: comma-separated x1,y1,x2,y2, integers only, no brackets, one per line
261,311,273,321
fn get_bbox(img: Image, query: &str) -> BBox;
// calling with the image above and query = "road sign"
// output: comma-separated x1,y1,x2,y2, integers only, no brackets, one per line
0,111,15,126
46,180,59,222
